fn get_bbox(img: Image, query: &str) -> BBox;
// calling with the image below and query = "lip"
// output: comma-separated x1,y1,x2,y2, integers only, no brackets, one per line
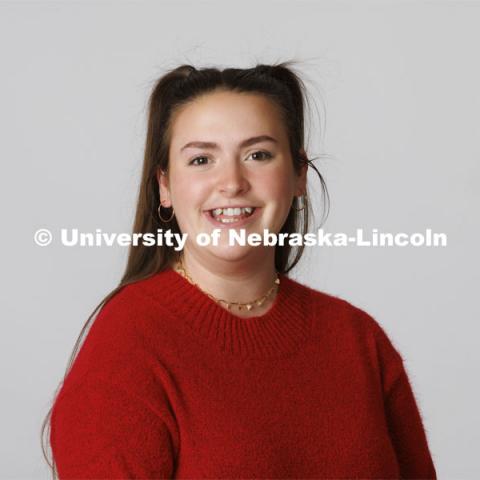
204,207,262,229
204,205,257,211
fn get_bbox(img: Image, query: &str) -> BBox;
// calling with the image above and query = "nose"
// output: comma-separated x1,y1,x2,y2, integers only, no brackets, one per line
217,160,250,196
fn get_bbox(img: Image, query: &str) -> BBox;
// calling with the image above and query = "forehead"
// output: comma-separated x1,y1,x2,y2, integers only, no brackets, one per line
169,90,288,150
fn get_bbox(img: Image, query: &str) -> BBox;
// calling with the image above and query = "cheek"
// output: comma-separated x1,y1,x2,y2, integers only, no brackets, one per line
171,172,209,209
260,168,295,207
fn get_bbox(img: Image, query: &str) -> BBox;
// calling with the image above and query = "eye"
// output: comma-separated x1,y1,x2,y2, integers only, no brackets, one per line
188,150,273,166
189,156,210,166
248,150,273,161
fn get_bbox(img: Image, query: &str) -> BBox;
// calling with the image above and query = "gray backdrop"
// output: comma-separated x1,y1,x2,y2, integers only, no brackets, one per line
1,1,478,478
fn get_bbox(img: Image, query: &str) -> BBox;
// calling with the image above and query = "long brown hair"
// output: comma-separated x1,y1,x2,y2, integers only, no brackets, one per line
41,61,330,478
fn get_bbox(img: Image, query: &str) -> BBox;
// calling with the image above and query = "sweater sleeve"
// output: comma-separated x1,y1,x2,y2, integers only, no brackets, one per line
51,376,177,479
50,289,179,479
372,321,437,479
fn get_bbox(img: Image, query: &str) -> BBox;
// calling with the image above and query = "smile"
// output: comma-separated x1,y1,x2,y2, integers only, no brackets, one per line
204,206,260,228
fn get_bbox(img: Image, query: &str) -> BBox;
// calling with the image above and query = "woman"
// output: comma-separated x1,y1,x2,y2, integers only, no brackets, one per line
42,63,436,479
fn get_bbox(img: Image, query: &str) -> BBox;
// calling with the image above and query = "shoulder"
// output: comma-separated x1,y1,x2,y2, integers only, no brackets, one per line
286,276,405,389
284,275,402,359
284,274,376,327
94,269,174,327
62,270,175,386
80,270,182,360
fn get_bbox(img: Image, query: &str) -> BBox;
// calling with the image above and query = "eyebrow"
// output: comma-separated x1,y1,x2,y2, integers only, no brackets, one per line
180,135,278,152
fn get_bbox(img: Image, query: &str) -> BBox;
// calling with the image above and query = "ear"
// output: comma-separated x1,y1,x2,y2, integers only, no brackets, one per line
156,168,172,208
294,148,308,196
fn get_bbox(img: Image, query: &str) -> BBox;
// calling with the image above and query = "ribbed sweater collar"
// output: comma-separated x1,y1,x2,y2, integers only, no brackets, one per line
142,267,313,358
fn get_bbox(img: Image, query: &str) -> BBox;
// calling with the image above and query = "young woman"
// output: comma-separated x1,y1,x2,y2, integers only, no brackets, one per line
42,63,436,479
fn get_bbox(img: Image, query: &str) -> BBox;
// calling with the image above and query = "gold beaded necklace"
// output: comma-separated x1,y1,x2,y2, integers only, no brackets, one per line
174,256,280,312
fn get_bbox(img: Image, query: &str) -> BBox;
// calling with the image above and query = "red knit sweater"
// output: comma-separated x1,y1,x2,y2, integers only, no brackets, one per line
50,267,436,479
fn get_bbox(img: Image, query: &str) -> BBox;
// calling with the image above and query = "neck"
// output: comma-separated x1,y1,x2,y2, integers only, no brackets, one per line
173,247,279,315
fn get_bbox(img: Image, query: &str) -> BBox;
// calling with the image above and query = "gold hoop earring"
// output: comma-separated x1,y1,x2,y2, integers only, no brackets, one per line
158,203,175,222
292,194,307,212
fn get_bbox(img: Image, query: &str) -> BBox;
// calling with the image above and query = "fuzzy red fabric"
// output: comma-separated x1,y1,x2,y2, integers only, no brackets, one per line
51,267,436,479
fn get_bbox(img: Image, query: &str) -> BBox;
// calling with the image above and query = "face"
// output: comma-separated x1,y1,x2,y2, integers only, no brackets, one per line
157,90,307,265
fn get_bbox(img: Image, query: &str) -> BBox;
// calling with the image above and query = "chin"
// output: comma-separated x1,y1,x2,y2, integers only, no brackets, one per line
207,244,264,263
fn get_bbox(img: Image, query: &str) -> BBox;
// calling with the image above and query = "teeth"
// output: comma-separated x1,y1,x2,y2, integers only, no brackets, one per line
212,207,254,217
